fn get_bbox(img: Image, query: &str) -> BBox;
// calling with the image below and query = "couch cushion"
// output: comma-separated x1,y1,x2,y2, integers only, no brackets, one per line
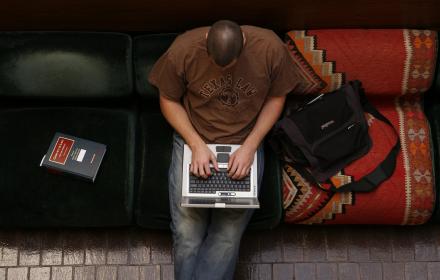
286,29,438,96
0,32,133,99
0,107,136,227
134,34,178,101
135,112,282,230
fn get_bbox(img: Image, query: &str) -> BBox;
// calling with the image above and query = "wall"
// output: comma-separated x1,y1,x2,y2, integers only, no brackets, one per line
1,0,439,32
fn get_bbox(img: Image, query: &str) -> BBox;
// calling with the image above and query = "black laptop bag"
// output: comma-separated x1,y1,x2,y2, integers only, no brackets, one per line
269,80,400,192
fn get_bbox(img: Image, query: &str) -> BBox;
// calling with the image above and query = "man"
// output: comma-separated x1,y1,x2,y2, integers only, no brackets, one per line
149,20,311,280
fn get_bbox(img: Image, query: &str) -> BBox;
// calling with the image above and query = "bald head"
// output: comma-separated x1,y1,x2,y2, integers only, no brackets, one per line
207,20,244,67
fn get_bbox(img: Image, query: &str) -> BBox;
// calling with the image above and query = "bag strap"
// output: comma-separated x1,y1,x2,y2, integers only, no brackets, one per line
330,81,401,192
292,163,335,192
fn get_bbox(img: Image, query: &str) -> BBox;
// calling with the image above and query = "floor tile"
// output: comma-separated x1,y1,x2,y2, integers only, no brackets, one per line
63,230,86,265
117,266,139,280
303,227,327,262
383,262,405,280
359,263,382,280
339,263,360,280
251,263,272,280
129,230,151,265
260,228,283,263
85,230,107,265
7,267,28,280
140,265,161,280
316,263,338,280
405,262,428,280
74,266,95,280
325,226,348,261
273,264,294,280
51,267,72,280
29,267,50,280
41,230,63,266
295,263,316,280
96,266,117,280
391,227,415,262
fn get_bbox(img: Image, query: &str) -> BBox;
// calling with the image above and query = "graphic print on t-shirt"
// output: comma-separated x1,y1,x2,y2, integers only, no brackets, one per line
199,73,258,107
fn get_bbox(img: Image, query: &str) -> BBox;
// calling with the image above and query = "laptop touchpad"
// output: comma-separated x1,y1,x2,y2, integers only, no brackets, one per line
217,153,229,163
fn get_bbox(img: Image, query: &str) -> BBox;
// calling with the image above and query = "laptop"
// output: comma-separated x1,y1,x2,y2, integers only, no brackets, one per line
181,144,260,208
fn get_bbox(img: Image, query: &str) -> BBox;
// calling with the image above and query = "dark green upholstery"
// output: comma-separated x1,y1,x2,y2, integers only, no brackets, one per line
0,107,136,227
425,55,440,223
134,34,283,230
0,33,136,227
134,34,178,101
426,103,440,223
0,32,132,99
135,113,174,228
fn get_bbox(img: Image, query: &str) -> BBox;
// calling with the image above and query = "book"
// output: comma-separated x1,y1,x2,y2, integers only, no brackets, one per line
40,132,106,182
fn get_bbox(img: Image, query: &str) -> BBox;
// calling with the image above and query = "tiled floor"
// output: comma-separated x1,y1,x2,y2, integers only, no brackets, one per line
1,224,440,279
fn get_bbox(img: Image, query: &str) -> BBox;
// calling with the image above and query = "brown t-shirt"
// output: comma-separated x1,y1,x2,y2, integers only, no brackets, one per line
148,25,310,144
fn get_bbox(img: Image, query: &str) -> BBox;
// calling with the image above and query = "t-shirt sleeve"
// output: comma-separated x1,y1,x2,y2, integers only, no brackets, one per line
268,43,319,97
148,49,186,102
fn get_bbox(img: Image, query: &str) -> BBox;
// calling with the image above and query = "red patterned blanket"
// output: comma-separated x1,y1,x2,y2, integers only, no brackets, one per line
282,29,437,225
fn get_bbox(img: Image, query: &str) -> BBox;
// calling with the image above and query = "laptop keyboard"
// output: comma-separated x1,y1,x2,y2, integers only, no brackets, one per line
189,168,251,193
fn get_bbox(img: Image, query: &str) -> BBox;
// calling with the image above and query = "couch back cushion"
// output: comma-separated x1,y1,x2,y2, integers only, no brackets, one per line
434,52,440,94
286,29,438,96
134,33,178,101
0,32,132,98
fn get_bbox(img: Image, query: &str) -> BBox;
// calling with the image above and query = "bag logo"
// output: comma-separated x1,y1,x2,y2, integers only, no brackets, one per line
321,120,335,130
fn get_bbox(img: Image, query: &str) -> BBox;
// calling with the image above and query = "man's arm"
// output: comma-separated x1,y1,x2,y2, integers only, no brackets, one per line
228,95,286,179
160,95,218,178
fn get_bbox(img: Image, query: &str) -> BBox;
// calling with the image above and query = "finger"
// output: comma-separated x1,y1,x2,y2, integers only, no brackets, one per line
228,153,236,171
210,153,219,172
228,160,239,177
235,164,250,180
198,164,206,178
204,161,211,177
240,168,249,179
230,161,241,180
192,163,199,177
233,166,244,180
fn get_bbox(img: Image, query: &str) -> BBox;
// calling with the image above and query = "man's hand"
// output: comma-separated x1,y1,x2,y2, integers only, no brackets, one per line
190,143,219,179
228,144,256,180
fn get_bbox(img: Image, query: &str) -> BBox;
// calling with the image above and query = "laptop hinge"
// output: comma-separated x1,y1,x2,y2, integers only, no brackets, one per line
214,203,226,208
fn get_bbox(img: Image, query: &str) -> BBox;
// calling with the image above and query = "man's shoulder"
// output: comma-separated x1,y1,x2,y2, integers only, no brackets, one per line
166,27,208,59
242,25,284,55
242,26,280,41
173,27,209,48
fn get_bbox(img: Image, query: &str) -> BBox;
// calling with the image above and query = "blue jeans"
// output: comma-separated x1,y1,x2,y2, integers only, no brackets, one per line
169,133,264,280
